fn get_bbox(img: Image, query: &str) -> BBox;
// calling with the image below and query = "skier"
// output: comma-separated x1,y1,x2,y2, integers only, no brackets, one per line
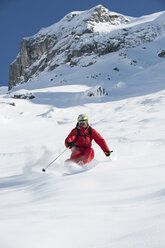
65,114,111,166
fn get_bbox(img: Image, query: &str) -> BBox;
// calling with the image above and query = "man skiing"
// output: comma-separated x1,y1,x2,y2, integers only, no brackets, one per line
65,114,111,166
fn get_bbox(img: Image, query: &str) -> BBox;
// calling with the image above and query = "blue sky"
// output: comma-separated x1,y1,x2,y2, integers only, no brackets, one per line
0,0,165,86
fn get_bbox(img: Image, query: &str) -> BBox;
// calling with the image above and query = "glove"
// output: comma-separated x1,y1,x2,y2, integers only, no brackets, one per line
68,142,75,149
104,151,111,157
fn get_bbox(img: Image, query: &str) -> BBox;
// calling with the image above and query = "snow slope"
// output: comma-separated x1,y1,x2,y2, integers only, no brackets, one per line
1,9,165,248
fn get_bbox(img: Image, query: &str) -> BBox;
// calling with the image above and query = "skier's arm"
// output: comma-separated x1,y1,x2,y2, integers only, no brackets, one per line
92,128,110,153
65,128,77,148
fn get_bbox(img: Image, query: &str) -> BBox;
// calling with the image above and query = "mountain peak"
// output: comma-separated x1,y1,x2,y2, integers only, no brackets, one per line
36,5,129,37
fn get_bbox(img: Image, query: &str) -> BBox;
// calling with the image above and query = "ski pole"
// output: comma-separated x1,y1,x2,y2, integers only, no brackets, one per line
42,148,67,172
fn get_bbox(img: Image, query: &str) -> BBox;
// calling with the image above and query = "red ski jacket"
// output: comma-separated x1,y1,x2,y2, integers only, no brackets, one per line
65,125,110,152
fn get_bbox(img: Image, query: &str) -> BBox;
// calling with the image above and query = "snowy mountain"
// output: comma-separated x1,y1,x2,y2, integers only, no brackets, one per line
1,5,165,248
8,5,165,90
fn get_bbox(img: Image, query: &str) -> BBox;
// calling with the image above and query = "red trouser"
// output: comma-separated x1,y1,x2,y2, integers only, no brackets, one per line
67,147,94,165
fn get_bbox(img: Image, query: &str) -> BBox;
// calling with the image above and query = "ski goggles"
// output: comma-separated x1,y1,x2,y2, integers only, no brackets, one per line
79,120,88,124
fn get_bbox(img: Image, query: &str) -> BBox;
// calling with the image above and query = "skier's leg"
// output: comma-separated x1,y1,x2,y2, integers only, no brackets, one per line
66,147,94,165
81,148,94,165
66,147,84,164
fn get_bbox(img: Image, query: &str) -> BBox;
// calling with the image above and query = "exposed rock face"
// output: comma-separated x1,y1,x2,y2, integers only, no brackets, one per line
10,90,35,99
158,50,165,58
8,5,164,90
8,35,57,89
85,85,108,97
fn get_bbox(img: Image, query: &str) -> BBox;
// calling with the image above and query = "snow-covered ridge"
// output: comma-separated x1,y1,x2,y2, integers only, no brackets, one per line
8,5,165,90
36,5,130,36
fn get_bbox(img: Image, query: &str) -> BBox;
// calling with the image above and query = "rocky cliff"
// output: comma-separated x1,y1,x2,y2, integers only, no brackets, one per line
8,5,165,90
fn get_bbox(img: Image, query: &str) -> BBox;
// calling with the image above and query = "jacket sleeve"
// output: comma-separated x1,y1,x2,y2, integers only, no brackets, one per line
92,128,110,152
65,128,77,148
